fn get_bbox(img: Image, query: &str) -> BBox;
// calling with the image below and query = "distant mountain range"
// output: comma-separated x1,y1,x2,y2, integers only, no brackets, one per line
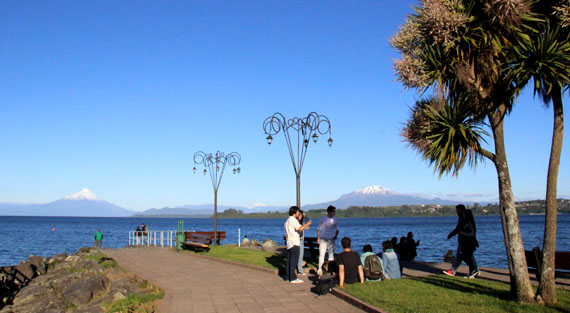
135,185,460,217
0,189,135,217
0,186,466,217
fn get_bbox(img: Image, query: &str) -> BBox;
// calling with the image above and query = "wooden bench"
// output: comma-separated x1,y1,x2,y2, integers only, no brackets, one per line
525,246,570,281
282,236,319,259
181,231,226,252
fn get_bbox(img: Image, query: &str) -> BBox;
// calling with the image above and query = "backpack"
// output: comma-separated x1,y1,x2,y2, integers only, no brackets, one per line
364,254,385,280
315,276,336,296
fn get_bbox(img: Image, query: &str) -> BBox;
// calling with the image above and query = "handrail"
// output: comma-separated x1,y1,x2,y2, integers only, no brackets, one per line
128,230,176,247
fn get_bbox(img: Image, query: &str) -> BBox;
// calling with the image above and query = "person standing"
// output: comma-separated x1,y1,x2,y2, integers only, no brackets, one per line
406,232,420,261
94,229,103,249
297,210,307,276
317,205,339,276
141,223,148,245
337,237,364,288
284,206,312,283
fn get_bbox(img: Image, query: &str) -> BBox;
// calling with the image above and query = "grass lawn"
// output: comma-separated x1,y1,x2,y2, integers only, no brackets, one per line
188,245,317,270
343,276,570,313
191,245,570,313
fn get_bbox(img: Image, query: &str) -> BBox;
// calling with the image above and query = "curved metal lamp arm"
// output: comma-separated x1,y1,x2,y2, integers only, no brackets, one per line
263,112,332,176
193,151,242,192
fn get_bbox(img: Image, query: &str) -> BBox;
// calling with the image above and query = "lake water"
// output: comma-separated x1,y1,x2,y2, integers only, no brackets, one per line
1,214,568,268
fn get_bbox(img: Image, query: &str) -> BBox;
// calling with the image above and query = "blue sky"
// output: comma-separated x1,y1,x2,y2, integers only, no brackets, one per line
0,1,568,211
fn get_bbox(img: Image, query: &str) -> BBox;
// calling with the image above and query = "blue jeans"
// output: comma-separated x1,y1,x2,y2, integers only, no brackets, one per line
297,239,304,272
452,248,479,274
286,246,300,282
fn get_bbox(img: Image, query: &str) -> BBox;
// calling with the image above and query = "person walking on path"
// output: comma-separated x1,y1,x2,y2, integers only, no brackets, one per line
94,229,103,249
285,206,312,283
297,209,308,276
317,205,339,276
337,237,364,288
443,204,480,278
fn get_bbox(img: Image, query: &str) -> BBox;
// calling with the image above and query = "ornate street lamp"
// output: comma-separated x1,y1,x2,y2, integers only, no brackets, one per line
193,151,241,245
263,112,332,208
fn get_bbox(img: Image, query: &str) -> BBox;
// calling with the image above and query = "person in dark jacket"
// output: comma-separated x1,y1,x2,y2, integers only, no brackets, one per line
443,205,480,278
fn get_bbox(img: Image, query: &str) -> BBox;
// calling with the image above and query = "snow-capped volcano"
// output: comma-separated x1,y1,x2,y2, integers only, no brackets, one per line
63,188,98,200
0,188,135,217
301,185,457,210
354,185,392,195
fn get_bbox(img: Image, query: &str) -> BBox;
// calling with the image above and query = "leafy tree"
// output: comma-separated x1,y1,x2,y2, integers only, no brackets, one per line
392,0,539,303
506,1,570,303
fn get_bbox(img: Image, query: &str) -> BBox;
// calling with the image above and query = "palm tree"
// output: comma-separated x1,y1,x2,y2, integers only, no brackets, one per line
507,6,570,302
392,0,538,303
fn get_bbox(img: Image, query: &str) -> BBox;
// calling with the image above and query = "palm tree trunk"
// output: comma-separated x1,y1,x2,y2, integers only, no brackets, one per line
488,108,535,303
536,87,563,304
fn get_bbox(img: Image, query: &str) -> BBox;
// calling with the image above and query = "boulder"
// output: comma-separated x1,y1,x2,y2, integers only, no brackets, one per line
262,239,277,248
250,239,262,247
62,274,109,305
36,298,66,313
78,247,91,254
76,259,103,273
27,255,47,275
47,253,67,265
65,255,81,264
50,272,82,292
74,305,103,313
12,285,50,311
14,262,35,284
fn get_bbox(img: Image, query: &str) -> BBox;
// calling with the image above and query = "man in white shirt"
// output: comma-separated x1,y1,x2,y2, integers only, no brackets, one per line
317,205,339,276
284,206,312,283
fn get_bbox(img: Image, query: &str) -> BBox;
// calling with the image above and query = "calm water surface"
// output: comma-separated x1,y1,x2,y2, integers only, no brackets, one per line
1,214,568,268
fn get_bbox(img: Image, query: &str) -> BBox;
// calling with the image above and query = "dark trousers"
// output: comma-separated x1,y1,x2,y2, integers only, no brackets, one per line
286,246,300,282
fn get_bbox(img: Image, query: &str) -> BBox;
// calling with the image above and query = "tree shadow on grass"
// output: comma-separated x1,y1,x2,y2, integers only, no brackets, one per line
415,275,512,299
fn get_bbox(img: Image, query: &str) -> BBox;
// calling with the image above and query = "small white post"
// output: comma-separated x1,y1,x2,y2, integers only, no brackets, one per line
238,228,241,247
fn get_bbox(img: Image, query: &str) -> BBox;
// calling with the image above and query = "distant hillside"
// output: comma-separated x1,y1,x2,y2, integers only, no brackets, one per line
216,199,570,218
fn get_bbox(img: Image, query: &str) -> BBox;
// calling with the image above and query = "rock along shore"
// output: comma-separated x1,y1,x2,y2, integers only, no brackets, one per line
0,247,161,313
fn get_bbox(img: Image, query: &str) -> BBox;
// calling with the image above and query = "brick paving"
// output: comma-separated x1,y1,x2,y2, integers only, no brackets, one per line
103,247,364,313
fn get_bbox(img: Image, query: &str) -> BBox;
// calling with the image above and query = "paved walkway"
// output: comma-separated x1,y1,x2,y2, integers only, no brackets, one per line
103,247,363,313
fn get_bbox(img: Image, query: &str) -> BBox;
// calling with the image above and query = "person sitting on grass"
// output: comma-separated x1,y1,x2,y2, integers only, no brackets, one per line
381,240,401,279
337,237,364,288
361,244,388,281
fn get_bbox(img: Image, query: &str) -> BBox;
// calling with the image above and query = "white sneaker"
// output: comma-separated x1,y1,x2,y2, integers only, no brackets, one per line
290,279,304,284
298,272,307,276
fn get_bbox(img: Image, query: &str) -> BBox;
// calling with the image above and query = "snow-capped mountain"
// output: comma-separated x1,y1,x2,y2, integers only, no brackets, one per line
0,189,135,217
63,188,98,200
301,185,457,210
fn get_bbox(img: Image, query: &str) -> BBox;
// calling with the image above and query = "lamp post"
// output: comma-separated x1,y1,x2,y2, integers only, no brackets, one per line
263,112,332,208
193,151,241,245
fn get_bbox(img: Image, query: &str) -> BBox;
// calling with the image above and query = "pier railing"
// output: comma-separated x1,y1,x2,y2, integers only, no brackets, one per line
128,230,176,247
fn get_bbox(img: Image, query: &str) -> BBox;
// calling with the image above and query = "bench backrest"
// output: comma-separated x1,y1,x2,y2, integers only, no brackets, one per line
555,251,570,270
185,231,226,242
526,247,570,272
